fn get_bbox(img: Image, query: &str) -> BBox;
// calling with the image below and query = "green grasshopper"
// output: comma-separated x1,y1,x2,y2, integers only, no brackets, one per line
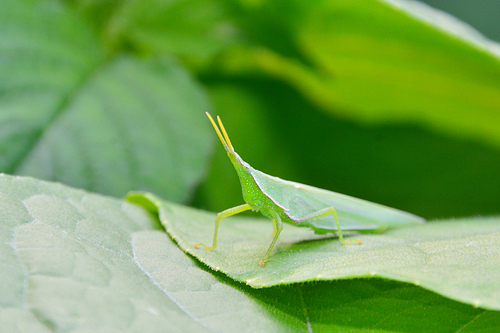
195,112,425,266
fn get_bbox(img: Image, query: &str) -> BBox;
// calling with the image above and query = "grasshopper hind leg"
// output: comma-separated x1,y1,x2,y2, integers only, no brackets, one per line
297,207,363,245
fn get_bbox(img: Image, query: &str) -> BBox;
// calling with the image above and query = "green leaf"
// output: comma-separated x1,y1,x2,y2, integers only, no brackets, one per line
0,174,209,332
133,228,500,333
128,192,500,311
107,0,237,61
219,0,500,148
1,174,499,331
0,0,213,201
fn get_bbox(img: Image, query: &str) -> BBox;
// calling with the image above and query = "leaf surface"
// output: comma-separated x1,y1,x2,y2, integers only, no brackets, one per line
128,192,500,311
1,174,499,332
0,174,209,332
133,228,500,333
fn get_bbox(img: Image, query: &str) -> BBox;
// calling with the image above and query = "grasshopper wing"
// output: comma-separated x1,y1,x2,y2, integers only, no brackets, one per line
250,168,425,233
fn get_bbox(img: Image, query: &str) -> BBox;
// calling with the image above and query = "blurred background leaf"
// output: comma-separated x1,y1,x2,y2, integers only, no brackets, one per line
1,0,500,218
0,0,214,202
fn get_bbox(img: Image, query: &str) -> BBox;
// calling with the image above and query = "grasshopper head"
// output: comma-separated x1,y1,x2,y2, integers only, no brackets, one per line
205,112,249,172
206,112,261,207
206,112,236,155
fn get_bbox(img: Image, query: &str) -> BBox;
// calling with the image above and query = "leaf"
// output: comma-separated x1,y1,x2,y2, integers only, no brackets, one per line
108,0,237,61
1,174,499,332
218,0,500,148
0,0,213,201
128,192,500,311
133,228,500,333
0,174,210,332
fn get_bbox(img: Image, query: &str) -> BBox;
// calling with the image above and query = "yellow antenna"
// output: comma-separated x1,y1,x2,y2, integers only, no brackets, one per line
205,112,234,152
216,115,234,152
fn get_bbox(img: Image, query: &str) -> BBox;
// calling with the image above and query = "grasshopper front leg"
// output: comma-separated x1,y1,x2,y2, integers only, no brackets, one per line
194,203,252,251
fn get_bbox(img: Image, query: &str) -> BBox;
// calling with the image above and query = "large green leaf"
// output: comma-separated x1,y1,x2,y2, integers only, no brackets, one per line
2,174,499,332
0,174,209,332
0,0,213,201
217,0,500,148
128,192,500,311
133,229,500,333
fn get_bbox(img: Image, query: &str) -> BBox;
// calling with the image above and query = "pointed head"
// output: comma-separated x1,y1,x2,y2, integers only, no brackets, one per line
206,112,235,155
206,112,263,208
205,112,252,175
